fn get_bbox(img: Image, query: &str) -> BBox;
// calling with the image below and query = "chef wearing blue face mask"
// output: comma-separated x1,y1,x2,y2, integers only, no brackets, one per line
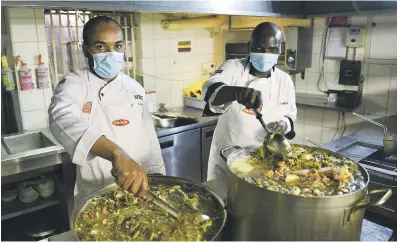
202,22,297,182
48,16,165,205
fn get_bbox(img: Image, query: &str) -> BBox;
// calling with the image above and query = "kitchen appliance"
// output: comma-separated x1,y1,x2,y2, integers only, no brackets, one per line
328,90,361,109
225,27,313,73
70,176,227,241
220,145,392,241
339,60,361,86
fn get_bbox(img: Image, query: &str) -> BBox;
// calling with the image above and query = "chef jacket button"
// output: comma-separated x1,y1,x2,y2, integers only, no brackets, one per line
101,93,104,96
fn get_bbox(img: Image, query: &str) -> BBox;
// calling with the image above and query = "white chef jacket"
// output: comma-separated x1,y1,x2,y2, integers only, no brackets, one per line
48,70,165,205
202,58,297,181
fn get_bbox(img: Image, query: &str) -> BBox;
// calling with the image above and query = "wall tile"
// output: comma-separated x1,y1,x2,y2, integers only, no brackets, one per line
295,73,306,90
305,107,324,126
154,39,170,57
154,57,170,76
304,124,322,145
141,58,155,76
368,64,392,76
156,91,171,108
13,42,38,65
296,106,306,124
143,75,156,91
392,65,397,77
321,127,337,144
313,17,326,36
153,15,170,39
9,8,35,18
35,18,46,42
140,22,154,41
141,39,155,58
312,35,323,54
307,54,320,73
43,88,53,111
34,9,45,18
366,75,391,96
22,109,48,131
10,18,38,42
38,41,49,63
194,29,211,39
387,97,397,115
170,81,184,107
322,109,339,128
156,77,170,92
19,89,45,112
365,95,388,116
390,77,397,98
169,56,184,74
324,59,340,74
292,122,304,145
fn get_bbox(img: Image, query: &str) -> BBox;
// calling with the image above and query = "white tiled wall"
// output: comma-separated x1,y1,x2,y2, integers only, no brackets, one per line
136,13,222,108
7,8,53,131
292,14,397,145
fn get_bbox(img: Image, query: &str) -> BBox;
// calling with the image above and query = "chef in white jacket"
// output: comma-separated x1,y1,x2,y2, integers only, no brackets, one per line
203,22,297,181
48,16,165,205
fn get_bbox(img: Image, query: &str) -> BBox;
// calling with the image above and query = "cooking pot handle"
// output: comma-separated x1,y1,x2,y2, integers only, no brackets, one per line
220,145,241,162
343,189,392,225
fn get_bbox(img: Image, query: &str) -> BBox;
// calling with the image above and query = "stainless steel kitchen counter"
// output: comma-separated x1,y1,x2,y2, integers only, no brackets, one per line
155,107,217,138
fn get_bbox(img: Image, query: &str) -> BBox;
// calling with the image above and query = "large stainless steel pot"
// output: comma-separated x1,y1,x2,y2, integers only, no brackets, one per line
70,176,227,241
220,145,392,241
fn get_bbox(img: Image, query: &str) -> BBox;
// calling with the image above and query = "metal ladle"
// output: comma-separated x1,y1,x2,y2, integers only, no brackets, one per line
252,109,291,157
110,168,210,222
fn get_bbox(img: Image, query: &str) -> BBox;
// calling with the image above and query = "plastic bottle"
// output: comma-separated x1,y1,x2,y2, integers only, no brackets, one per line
36,55,49,89
1,56,16,91
18,62,34,91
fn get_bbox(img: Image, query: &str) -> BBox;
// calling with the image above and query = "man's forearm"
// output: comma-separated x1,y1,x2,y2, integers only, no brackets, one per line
90,136,123,162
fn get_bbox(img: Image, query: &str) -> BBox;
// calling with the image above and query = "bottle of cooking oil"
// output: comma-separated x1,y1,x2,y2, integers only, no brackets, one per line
1,56,16,91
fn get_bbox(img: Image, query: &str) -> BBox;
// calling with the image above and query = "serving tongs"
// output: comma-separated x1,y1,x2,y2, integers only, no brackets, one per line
252,109,291,170
110,168,210,222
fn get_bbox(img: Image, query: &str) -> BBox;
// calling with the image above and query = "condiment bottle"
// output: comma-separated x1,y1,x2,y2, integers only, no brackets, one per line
18,62,34,91
1,56,16,91
36,55,49,89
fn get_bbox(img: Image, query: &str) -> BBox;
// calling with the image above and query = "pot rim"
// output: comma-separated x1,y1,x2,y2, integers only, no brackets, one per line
70,176,227,241
223,144,371,200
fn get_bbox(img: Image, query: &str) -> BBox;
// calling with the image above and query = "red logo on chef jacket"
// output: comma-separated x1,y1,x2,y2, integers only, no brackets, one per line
112,119,130,126
242,108,254,115
82,101,92,114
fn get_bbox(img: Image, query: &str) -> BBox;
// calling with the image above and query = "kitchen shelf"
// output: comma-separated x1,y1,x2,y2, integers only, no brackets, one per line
296,93,357,112
1,193,60,221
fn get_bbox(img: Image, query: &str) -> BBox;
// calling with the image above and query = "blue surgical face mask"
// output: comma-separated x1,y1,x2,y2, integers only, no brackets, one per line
90,51,125,79
250,52,279,72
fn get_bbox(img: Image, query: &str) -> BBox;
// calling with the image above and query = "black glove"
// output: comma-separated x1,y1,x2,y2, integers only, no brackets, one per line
235,87,262,110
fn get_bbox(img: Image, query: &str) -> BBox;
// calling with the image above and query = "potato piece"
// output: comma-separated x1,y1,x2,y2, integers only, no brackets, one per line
230,160,254,174
285,174,300,184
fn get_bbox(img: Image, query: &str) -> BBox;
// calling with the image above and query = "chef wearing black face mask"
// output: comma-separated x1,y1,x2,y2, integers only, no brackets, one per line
203,22,297,182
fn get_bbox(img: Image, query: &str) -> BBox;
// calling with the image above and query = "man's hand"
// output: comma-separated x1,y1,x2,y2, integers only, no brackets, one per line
266,120,288,134
112,149,148,196
235,87,262,110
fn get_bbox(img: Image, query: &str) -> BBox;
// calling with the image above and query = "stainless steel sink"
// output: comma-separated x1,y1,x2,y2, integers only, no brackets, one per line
2,132,57,155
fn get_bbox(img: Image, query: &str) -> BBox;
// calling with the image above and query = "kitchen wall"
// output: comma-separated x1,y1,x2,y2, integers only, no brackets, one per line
292,14,397,146
135,12,223,108
5,7,53,131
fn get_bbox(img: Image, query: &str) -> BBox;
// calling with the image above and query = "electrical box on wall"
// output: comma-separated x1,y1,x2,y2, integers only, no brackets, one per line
339,60,361,86
346,27,364,48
